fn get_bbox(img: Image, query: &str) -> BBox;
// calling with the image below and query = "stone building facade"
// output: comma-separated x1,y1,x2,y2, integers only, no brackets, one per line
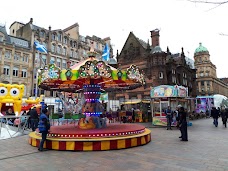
0,25,33,97
115,29,197,102
194,43,228,97
9,18,113,97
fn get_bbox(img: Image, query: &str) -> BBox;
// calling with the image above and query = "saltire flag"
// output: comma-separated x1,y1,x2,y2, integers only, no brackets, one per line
34,41,47,53
102,43,110,61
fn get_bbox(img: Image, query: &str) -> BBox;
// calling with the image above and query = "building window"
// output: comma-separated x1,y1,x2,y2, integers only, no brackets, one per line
21,69,27,78
42,55,47,65
70,49,74,57
50,57,55,64
51,44,56,53
0,36,3,42
73,41,77,48
62,47,66,56
207,81,210,86
39,31,45,38
5,50,11,59
172,69,175,74
52,33,56,40
22,54,29,62
201,81,204,86
64,37,68,44
14,53,20,61
200,72,204,77
201,88,204,92
57,45,61,54
62,60,66,69
58,33,62,42
3,65,10,75
57,58,61,68
159,72,163,79
13,67,19,77
42,42,47,49
172,76,176,84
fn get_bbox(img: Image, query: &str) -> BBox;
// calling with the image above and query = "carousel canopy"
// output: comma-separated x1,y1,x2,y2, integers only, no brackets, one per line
38,51,146,93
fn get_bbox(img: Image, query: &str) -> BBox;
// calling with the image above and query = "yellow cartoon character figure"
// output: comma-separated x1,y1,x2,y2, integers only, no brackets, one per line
0,83,24,116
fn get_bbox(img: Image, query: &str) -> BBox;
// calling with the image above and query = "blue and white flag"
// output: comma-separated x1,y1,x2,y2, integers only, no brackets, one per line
102,43,110,61
34,41,47,53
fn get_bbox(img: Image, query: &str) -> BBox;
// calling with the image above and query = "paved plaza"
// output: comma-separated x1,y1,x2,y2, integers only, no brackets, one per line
0,118,227,171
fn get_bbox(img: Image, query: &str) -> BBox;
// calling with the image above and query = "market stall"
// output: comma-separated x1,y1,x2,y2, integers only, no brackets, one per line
150,85,189,126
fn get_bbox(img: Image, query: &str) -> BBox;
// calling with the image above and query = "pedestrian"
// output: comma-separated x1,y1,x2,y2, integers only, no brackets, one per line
26,108,31,129
179,107,188,141
220,106,228,128
30,107,39,131
211,107,219,127
132,108,135,123
38,108,50,152
165,106,173,130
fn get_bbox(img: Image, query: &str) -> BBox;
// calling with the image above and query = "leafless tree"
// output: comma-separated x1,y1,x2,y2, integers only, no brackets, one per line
187,0,228,11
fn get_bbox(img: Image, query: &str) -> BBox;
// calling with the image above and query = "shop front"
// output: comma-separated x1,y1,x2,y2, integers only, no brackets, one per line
150,85,189,126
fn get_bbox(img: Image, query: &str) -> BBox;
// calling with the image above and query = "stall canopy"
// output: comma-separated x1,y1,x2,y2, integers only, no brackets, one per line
121,99,150,105
150,85,188,98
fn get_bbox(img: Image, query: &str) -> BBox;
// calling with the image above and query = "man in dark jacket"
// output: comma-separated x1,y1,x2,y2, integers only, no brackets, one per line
38,108,50,151
211,107,219,127
30,107,39,131
165,106,173,130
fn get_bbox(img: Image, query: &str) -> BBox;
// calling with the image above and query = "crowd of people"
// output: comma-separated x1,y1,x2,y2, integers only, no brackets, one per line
211,106,228,128
165,105,228,142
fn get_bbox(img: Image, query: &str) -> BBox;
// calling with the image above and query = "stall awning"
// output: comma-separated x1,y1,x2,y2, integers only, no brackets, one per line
121,99,141,105
141,100,150,104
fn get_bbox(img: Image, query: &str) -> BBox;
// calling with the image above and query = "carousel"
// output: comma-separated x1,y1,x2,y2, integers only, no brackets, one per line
28,48,151,151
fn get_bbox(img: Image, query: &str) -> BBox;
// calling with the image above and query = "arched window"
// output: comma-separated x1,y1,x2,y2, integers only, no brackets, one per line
57,45,61,54
58,32,62,42
52,33,57,40
70,40,73,47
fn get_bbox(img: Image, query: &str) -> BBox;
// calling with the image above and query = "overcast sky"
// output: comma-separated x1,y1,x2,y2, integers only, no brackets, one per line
1,0,227,78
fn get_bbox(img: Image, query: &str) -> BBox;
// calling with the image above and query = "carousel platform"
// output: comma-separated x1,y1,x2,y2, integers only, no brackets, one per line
28,123,151,151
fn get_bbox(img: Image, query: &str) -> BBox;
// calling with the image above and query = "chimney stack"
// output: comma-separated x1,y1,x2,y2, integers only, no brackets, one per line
30,18,33,24
150,29,160,48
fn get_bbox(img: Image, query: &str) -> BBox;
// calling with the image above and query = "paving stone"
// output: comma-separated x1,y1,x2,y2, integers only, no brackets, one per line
0,119,228,171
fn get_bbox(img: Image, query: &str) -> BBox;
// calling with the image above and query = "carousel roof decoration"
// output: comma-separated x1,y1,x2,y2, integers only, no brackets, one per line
38,46,146,92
